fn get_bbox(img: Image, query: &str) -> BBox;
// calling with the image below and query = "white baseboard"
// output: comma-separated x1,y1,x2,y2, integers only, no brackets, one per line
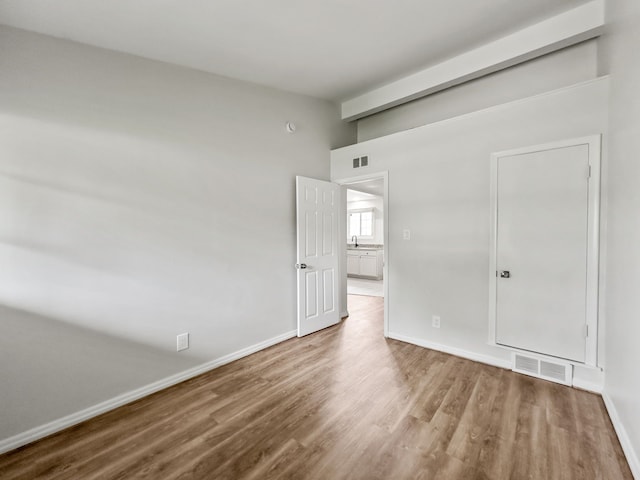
571,377,603,394
602,392,640,479
387,331,512,370
0,329,297,455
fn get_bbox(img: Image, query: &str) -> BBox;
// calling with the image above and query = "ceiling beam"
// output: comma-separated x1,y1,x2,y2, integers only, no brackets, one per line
341,0,604,121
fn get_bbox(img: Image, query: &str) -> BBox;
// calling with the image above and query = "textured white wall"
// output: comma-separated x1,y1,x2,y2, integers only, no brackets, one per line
599,0,640,475
332,79,608,385
0,26,354,441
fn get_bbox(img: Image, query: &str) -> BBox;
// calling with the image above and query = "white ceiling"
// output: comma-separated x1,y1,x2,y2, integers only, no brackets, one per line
0,0,590,101
347,189,376,203
347,178,384,198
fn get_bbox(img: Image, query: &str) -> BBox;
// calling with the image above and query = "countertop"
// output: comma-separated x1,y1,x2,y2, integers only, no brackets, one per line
347,244,383,251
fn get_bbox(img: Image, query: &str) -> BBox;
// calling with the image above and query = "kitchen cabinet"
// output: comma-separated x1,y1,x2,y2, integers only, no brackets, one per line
347,248,383,279
360,255,378,277
347,254,360,276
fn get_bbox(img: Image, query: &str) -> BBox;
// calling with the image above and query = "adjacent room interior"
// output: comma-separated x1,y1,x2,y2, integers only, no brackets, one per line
346,178,385,298
0,0,639,478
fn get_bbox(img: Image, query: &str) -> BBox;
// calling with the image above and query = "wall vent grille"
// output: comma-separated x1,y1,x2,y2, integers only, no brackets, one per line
512,353,572,386
540,360,568,382
515,355,538,375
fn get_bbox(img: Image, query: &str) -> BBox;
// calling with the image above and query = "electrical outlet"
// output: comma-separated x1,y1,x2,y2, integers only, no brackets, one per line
402,229,411,240
177,332,189,351
432,316,441,328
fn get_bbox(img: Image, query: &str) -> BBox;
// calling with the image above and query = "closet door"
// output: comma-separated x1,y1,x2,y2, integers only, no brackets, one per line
490,137,600,363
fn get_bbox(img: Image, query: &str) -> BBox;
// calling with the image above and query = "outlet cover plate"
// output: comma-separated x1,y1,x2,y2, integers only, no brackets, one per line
432,316,441,328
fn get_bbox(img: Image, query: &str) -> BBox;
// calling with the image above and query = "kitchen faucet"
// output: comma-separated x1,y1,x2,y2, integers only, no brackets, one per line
351,235,358,247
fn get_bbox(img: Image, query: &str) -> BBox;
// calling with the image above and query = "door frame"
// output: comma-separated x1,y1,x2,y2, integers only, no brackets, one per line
488,135,601,367
333,171,389,338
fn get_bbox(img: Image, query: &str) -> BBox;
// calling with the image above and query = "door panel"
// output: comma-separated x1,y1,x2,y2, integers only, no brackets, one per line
305,212,317,257
495,144,589,362
305,271,318,318
323,269,335,313
322,212,334,255
296,176,340,336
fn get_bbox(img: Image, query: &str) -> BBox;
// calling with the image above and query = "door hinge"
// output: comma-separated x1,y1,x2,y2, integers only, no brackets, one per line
587,165,591,179
583,325,589,338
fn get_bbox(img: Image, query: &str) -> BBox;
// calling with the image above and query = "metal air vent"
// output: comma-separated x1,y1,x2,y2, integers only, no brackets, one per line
512,352,573,386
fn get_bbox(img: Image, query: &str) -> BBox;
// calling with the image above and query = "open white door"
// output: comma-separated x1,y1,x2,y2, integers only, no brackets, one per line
296,176,340,337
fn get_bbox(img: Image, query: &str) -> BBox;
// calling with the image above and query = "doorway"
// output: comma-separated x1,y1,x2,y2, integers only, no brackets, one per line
335,172,389,337
346,182,384,297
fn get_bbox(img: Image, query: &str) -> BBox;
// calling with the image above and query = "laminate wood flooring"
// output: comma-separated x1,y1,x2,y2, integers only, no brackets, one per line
0,295,632,479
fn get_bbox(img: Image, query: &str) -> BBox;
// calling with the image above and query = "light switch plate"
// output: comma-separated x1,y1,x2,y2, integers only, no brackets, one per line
402,229,411,240
177,332,189,351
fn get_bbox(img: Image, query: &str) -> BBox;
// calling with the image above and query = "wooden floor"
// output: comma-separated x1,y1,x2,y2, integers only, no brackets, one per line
0,295,632,479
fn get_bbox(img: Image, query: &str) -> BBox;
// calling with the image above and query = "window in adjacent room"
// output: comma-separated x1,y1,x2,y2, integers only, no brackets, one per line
348,208,374,238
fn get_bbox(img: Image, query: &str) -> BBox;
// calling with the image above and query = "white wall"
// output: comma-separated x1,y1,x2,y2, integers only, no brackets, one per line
0,26,354,443
599,0,640,475
357,40,599,142
347,196,384,245
332,79,608,386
